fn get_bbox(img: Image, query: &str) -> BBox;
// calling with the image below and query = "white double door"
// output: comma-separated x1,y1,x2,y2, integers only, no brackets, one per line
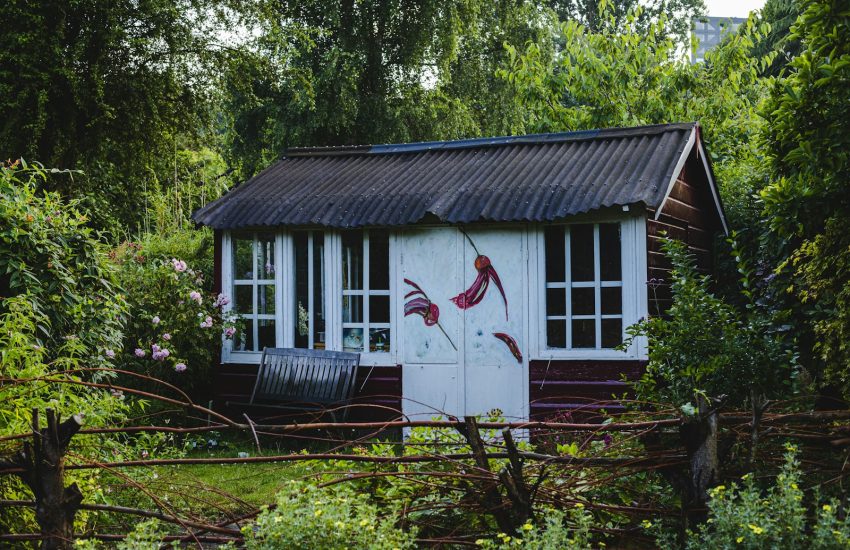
400,227,528,421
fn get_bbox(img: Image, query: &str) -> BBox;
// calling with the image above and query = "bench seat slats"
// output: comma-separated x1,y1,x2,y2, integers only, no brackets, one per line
235,347,360,420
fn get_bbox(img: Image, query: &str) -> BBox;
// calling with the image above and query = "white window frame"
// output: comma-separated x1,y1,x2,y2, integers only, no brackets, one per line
221,229,398,366
221,231,285,363
332,229,399,367
531,214,648,360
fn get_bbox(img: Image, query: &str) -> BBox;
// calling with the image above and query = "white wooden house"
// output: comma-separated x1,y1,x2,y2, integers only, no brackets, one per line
192,122,727,422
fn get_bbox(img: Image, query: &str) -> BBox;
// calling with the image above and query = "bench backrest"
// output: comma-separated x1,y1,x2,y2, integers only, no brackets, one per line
249,348,360,405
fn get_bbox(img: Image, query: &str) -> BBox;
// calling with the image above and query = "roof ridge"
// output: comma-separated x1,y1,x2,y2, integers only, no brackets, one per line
284,122,698,158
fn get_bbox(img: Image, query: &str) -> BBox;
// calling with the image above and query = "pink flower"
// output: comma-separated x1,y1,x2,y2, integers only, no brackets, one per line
174,363,187,373
152,344,160,353
152,316,160,325
134,348,146,358
214,293,231,308
200,315,213,328
105,349,115,359
162,333,171,341
224,326,236,338
171,258,187,272
189,291,202,304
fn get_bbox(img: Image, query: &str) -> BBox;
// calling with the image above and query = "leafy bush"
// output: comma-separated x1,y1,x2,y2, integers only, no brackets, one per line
475,508,594,549
234,480,417,550
0,161,130,533
0,161,126,379
685,447,850,549
625,237,789,411
112,229,235,400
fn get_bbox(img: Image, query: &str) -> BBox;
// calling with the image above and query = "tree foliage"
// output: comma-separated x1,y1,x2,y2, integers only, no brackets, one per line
547,0,705,49
499,5,770,167
0,0,239,230
626,239,789,410
759,0,850,397
221,1,557,177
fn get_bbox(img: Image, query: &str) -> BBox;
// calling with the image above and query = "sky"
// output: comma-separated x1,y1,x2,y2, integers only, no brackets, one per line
705,0,766,17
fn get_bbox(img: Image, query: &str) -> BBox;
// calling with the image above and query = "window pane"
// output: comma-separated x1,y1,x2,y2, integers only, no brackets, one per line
342,230,364,290
258,319,275,350
233,320,254,352
547,320,566,348
570,224,595,282
370,295,390,323
544,226,566,282
343,295,363,323
370,327,390,353
369,230,390,290
257,284,275,315
601,318,622,348
313,233,325,347
294,232,309,348
233,235,253,279
599,223,621,281
546,288,566,316
571,287,595,316
601,287,622,315
234,285,253,314
257,233,275,280
343,327,364,352
572,319,595,348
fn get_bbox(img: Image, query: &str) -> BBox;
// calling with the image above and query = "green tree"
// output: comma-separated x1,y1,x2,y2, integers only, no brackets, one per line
751,0,804,76
759,0,850,398
0,0,239,230
221,1,555,177
547,0,706,48
499,6,769,166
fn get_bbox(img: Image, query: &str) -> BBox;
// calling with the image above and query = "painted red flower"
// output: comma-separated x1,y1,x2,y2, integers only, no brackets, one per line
493,332,522,364
404,278,457,350
451,232,508,319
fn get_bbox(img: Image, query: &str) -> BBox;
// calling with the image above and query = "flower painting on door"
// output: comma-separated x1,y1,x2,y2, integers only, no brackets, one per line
451,230,508,320
404,279,457,350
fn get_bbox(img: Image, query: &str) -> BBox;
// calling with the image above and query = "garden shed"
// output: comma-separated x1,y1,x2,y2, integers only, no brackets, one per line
192,122,727,422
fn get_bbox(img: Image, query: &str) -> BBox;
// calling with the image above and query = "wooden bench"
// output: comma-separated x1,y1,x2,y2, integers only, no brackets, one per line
227,347,360,422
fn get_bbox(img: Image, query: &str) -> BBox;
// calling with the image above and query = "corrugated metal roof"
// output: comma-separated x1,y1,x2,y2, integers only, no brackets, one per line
192,122,703,229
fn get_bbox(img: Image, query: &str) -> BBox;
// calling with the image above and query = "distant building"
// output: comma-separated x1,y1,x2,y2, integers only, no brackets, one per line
692,16,746,62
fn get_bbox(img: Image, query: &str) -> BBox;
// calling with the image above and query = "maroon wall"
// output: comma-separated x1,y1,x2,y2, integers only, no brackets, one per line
529,359,645,420
647,146,723,315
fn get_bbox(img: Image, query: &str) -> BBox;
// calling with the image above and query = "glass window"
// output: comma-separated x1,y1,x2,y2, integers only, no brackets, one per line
342,229,391,353
544,223,623,350
231,233,277,352
293,231,326,349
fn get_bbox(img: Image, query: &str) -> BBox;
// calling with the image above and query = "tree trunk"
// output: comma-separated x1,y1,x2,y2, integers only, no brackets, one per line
680,397,719,528
11,409,84,549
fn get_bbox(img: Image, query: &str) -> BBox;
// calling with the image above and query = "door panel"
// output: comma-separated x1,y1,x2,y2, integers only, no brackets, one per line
462,228,527,421
401,228,461,365
402,364,460,420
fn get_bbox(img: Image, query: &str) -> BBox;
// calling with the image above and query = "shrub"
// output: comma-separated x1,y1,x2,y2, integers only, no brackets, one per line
234,480,417,550
0,161,129,533
685,447,850,549
625,237,790,411
112,229,235,400
475,508,595,549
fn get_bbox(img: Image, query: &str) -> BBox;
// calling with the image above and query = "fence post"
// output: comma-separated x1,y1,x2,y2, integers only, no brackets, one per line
10,409,84,550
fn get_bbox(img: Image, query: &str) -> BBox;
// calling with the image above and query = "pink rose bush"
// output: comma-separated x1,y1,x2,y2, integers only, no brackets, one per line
115,246,239,397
